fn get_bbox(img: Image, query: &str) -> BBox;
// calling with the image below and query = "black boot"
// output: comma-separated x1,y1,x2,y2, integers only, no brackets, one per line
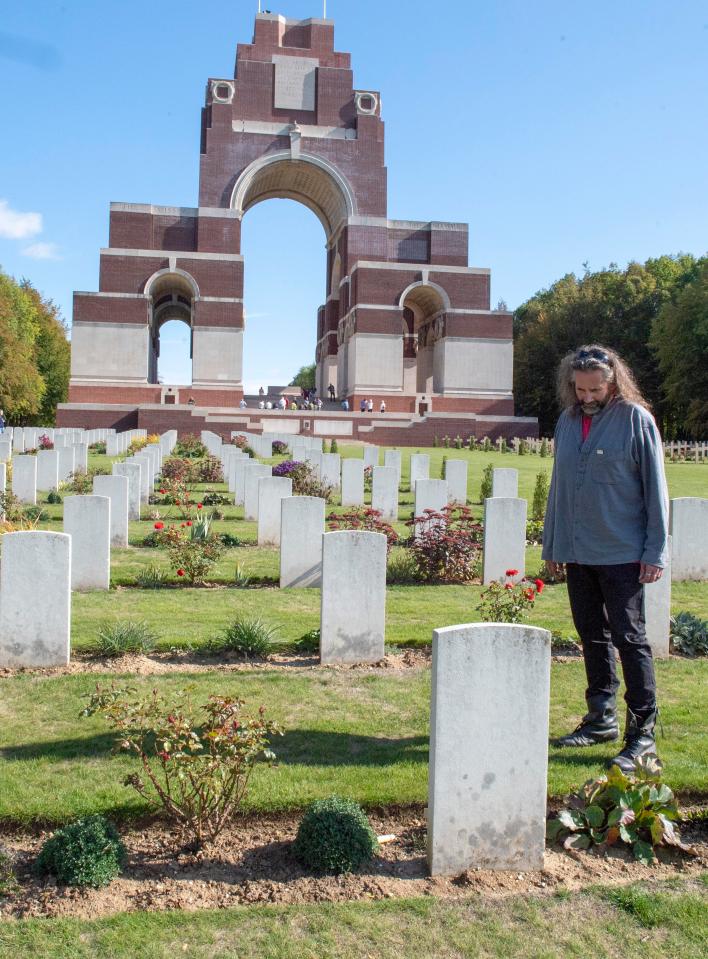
551,694,619,747
609,708,660,773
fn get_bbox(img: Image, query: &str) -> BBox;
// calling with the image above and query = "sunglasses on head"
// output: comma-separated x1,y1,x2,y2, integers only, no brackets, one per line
572,348,611,368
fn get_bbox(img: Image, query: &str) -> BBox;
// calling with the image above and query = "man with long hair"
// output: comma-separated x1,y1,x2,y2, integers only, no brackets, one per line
543,344,669,771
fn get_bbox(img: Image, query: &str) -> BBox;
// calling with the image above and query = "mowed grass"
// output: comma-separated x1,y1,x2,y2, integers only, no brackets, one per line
0,881,706,959
0,656,706,825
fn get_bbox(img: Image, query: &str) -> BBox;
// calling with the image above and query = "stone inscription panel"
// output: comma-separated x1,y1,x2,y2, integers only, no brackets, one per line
272,56,319,111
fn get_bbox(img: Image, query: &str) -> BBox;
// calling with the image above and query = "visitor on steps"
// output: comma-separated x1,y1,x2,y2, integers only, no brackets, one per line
543,344,669,773
328,383,336,401
379,400,386,413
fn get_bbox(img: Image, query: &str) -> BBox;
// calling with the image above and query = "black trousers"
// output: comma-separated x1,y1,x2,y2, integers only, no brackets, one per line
565,563,656,716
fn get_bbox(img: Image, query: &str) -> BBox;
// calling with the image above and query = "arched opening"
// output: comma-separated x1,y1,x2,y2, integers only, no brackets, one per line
399,282,449,395
144,270,197,386
240,198,326,397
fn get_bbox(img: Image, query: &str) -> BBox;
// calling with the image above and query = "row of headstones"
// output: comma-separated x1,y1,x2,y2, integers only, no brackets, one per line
0,426,115,457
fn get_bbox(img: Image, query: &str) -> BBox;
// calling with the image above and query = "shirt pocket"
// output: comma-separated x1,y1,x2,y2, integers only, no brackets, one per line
590,451,627,484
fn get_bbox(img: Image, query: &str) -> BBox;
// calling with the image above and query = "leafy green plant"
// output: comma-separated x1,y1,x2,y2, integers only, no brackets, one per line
288,461,334,501
440,454,447,479
540,437,550,457
476,570,544,623
405,505,482,583
518,438,529,455
479,462,494,502
35,816,126,888
442,435,451,448
233,563,252,588
81,687,281,848
532,470,550,521
220,532,243,547
156,521,225,584
92,621,158,657
670,612,708,657
46,489,62,504
327,507,399,554
386,547,419,584
134,566,169,589
526,518,545,545
329,438,338,453
293,796,379,874
89,441,107,454
289,628,320,654
208,617,279,658
173,433,208,459
546,759,695,865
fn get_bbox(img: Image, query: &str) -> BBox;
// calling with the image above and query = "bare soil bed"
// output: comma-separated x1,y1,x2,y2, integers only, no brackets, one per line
1,808,705,922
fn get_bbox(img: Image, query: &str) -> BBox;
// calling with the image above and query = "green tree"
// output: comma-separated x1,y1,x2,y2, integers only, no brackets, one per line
22,281,70,425
651,261,708,438
289,363,316,390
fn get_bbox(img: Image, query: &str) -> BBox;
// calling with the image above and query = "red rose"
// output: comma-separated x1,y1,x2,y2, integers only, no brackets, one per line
504,583,514,590
197,503,203,509
154,522,164,530
186,521,192,527
159,488,165,494
177,568,185,577
505,568,519,576
534,579,545,593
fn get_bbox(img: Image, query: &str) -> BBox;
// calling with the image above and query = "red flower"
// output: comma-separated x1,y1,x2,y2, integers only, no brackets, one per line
177,568,185,577
154,522,164,530
186,521,192,527
159,488,165,494
504,583,514,590
505,568,519,577
197,503,203,509
534,579,545,593
524,588,535,601
180,523,186,528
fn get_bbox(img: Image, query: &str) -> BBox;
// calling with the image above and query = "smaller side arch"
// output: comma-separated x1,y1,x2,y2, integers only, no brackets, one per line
144,267,201,301
398,280,451,316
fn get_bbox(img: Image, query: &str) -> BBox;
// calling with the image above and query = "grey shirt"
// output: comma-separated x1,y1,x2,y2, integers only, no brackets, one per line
542,399,669,567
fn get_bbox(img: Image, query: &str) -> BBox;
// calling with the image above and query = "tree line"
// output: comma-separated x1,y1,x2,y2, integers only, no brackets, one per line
0,266,70,425
513,254,708,438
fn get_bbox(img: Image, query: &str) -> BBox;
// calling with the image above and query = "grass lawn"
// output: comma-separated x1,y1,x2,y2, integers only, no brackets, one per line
0,656,706,825
0,880,706,959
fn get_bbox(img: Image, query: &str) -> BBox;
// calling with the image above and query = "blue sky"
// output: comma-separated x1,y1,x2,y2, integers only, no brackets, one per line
1,0,706,390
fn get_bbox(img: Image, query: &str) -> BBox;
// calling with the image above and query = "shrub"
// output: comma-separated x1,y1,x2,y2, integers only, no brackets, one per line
479,462,494,502
38,433,54,450
670,612,708,657
467,435,477,450
134,566,170,589
363,464,373,490
546,759,694,865
92,621,159,657
442,435,451,448
65,466,110,494
454,435,463,449
499,438,508,454
518,438,529,455
406,505,482,583
220,532,243,547
294,796,379,874
35,816,126,888
329,438,338,453
156,520,226,584
199,489,230,506
81,687,281,847
272,440,288,456
161,457,193,482
532,471,550,521
197,454,223,483
89,441,107,454
289,628,320,654
233,563,252,587
272,459,302,477
386,547,419,584
526,519,545,545
208,617,279,658
127,436,148,455
481,436,492,452
476,570,544,623
0,492,44,530
174,433,208,458
288,461,333,501
232,435,255,457
46,489,62,504
328,506,399,553
440,454,447,479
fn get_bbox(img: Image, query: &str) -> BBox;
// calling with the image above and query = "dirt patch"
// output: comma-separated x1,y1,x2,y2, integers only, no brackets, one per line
0,809,705,921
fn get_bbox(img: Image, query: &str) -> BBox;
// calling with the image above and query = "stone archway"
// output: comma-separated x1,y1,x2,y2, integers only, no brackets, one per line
144,269,197,385
399,282,450,394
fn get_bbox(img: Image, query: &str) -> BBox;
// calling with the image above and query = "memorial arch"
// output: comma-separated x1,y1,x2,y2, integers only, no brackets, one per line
63,10,532,437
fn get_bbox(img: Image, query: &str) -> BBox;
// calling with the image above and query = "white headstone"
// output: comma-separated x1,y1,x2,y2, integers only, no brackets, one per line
12,455,37,504
410,453,430,488
482,497,527,584
36,449,60,491
73,443,89,473
372,466,398,521
414,479,448,538
0,462,5,518
643,535,672,659
670,497,708,580
244,464,272,521
0,531,71,667
132,454,152,501
320,453,341,490
445,459,468,504
53,433,68,448
280,496,326,588
384,449,402,487
113,461,141,521
257,476,292,546
106,433,120,457
341,458,365,506
233,457,251,505
0,439,11,463
427,623,551,874
57,446,76,482
492,468,518,498
363,446,380,469
64,495,111,590
93,474,130,548
11,427,24,453
320,530,387,664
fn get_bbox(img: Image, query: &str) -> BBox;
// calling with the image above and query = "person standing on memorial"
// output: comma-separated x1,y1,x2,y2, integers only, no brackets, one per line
328,383,336,402
0,409,4,433
543,344,669,772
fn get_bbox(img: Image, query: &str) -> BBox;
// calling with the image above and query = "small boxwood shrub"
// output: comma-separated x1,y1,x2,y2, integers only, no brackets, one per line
35,816,126,888
46,489,62,504
670,612,708,657
294,796,379,874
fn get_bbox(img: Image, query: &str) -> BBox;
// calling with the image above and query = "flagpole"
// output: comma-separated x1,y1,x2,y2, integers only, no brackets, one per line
323,1,327,17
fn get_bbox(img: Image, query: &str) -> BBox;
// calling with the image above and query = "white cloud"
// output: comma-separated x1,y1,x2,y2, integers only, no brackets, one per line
21,242,61,260
0,199,42,239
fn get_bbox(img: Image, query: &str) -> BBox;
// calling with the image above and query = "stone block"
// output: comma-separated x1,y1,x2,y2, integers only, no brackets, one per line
257,476,292,546
482,497,527,584
363,446,380,469
372,466,398,521
643,535,672,659
341,458,365,506
445,459,468,504
94,474,130,547
132,454,152,501
244,464,272,521
73,444,89,473
384,449,401,486
57,446,76,482
64,495,111,590
320,530,387,664
0,439,11,463
305,450,323,479
0,531,71,667
233,457,251,504
321,453,341,490
414,479,448,537
53,434,68,448
36,450,59,491
106,434,120,457
410,453,430,488
113,461,142,521
12,455,36,504
670,497,708,580
280,496,325,588
492,468,518,498
427,623,551,874
12,428,24,452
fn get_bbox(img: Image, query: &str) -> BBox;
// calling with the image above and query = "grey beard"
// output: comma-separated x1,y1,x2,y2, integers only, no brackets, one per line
581,401,602,415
